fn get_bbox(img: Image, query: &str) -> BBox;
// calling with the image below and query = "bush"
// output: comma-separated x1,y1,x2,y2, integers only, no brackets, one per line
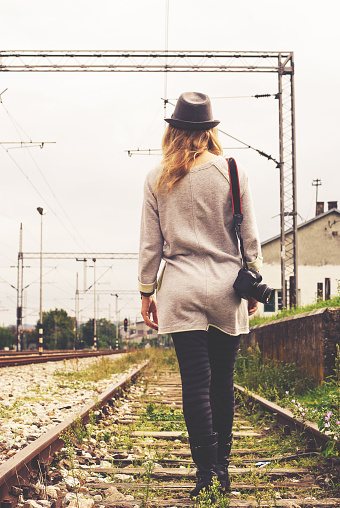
0,326,15,349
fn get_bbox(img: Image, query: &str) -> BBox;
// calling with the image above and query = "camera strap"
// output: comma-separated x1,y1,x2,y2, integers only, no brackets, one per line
227,158,248,270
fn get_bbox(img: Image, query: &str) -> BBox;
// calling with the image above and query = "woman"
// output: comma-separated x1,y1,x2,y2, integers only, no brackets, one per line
138,92,262,497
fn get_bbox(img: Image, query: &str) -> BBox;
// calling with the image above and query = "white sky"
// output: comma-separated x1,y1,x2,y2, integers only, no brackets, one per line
0,0,339,329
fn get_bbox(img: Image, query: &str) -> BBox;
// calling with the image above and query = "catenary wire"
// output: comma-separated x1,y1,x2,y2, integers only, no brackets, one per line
0,101,91,253
0,145,93,253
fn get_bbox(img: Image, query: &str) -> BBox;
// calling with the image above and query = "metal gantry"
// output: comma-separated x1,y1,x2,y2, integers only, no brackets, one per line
0,50,292,73
278,53,298,307
2,50,297,308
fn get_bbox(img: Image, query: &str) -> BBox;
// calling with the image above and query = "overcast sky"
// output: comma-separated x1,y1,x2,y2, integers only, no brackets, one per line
0,0,339,330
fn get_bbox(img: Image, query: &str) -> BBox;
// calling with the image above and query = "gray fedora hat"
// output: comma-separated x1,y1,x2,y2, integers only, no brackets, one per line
165,92,220,131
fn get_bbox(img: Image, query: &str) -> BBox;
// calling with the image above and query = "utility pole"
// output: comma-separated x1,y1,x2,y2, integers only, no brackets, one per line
108,303,111,350
75,272,79,350
312,179,322,215
37,207,45,354
16,223,23,351
76,258,88,291
115,294,119,350
93,258,97,350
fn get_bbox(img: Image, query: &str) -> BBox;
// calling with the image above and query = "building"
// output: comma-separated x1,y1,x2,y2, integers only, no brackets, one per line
258,202,340,315
129,319,159,344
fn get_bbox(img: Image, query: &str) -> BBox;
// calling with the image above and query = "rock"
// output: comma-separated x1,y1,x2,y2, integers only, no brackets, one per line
45,487,58,500
63,493,78,505
24,501,44,508
82,452,92,458
69,499,94,508
11,486,23,496
105,487,126,502
93,495,102,501
114,474,133,481
64,476,80,487
31,484,44,496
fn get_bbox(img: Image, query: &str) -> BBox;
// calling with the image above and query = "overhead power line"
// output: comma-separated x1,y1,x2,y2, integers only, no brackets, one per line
126,147,248,157
217,128,280,166
128,97,278,163
166,93,280,100
0,98,91,253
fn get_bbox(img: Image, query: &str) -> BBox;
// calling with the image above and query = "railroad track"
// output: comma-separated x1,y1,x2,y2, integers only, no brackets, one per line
0,349,124,368
0,351,339,507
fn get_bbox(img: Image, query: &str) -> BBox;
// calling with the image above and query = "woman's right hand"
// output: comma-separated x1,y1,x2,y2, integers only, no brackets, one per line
248,297,258,316
141,295,159,331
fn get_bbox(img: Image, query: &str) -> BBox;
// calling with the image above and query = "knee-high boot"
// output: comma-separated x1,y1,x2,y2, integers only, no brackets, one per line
216,433,232,492
189,433,218,498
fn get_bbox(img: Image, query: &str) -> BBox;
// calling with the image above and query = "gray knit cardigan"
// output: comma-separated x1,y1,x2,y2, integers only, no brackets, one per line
138,156,262,336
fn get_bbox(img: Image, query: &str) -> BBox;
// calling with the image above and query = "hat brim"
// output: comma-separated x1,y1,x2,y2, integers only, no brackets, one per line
164,118,220,131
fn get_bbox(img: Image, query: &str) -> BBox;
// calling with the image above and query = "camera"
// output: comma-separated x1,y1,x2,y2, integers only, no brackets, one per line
233,268,273,304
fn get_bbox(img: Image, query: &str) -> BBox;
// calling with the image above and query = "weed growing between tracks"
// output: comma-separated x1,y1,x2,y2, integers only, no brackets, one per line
236,389,340,500
236,342,340,462
52,347,178,387
135,402,186,432
284,344,340,460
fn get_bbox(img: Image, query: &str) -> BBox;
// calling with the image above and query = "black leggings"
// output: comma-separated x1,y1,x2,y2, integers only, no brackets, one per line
172,328,241,438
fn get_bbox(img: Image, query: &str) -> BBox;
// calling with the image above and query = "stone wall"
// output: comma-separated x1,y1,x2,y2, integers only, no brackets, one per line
242,307,340,385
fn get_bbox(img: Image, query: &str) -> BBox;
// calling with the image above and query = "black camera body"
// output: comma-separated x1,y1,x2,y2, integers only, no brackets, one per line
233,268,273,304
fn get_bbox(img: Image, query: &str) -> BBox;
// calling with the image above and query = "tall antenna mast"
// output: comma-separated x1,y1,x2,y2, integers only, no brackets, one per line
312,178,322,215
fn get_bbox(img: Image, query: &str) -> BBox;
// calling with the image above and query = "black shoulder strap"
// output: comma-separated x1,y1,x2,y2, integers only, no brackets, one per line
227,157,242,219
227,158,248,269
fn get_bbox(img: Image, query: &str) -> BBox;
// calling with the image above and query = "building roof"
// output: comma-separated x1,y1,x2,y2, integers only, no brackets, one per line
261,208,340,247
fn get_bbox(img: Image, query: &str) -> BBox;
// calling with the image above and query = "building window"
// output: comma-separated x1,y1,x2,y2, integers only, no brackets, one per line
264,290,276,313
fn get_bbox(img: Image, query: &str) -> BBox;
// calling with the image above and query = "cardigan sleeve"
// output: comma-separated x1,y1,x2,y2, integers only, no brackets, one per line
138,174,164,293
240,175,263,271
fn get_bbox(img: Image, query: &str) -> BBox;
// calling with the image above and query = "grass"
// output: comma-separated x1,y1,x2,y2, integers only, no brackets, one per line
234,346,315,402
235,343,340,459
53,349,149,384
136,402,186,432
249,294,340,327
53,347,178,385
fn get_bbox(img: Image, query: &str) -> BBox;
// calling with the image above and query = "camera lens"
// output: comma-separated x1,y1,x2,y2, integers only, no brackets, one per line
256,284,273,304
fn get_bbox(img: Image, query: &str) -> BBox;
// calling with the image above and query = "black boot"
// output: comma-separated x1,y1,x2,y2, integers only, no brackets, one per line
216,433,232,492
189,433,218,498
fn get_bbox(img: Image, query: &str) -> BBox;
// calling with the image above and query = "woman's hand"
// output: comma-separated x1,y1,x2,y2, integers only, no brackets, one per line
248,297,258,316
141,295,159,331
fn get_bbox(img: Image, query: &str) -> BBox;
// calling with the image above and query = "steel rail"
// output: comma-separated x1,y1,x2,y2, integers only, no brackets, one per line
0,350,124,368
234,383,330,449
0,360,148,502
0,349,109,356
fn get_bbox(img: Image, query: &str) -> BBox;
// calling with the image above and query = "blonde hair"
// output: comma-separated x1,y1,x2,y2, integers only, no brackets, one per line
155,125,223,194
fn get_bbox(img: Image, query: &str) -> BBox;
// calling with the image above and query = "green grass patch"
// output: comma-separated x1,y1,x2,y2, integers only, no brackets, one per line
249,295,340,327
53,347,178,385
136,402,186,432
234,346,315,402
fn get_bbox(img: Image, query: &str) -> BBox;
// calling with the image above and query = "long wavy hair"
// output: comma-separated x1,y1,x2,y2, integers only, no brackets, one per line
155,125,223,194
